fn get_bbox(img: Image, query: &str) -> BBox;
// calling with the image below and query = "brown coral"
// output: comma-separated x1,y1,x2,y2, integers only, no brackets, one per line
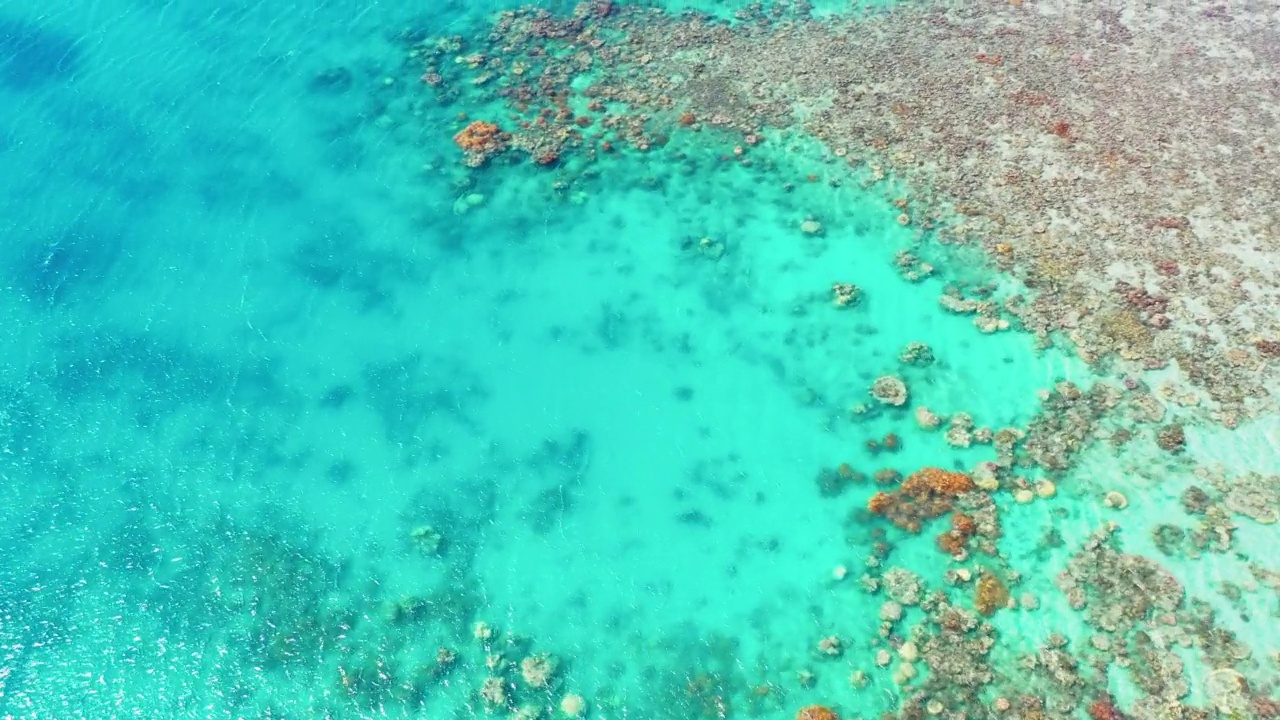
974,571,1009,616
867,468,976,532
796,705,839,720
867,492,895,515
901,468,975,496
453,121,506,154
1086,695,1127,720
936,530,968,555
936,512,978,555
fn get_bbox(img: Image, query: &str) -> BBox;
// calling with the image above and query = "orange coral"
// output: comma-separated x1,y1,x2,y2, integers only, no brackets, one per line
901,468,974,496
453,121,505,154
975,571,1009,616
937,511,978,555
796,706,839,720
867,492,895,515
867,468,975,534
936,530,968,555
678,111,697,126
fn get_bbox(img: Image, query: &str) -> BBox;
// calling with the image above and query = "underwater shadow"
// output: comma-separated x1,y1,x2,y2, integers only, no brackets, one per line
13,221,124,308
0,16,82,91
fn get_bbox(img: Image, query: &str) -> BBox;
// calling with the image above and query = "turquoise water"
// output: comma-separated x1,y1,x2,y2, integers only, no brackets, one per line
0,2,1102,718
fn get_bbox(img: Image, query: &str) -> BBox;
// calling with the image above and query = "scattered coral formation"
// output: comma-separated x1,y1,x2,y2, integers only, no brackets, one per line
831,282,861,308
870,375,909,407
1156,423,1187,454
1223,472,1280,524
520,653,556,688
936,512,977,556
409,525,445,556
898,341,934,366
816,463,865,498
560,693,587,717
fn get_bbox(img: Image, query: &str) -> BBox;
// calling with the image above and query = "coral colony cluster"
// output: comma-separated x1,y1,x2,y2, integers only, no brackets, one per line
365,0,1280,718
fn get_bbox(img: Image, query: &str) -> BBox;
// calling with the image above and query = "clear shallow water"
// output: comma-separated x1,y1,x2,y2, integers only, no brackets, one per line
0,1,1100,718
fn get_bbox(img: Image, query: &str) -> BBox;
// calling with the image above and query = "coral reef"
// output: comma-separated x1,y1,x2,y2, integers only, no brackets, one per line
816,464,864,497
910,592,997,706
914,406,941,430
409,525,445,556
816,635,843,657
1222,472,1280,524
383,5,1280,717
868,468,976,532
453,120,508,165
831,282,861,308
894,250,934,282
795,705,838,720
870,375,908,406
872,468,900,485
1022,382,1118,471
1156,423,1187,454
481,676,509,708
879,600,903,623
882,567,924,605
520,653,556,688
904,468,975,496
1180,486,1212,515
867,491,894,516
899,341,934,366
560,693,587,717
974,571,1008,616
1056,525,1184,637
450,0,1280,422
1103,491,1129,510
936,512,977,556
944,413,973,448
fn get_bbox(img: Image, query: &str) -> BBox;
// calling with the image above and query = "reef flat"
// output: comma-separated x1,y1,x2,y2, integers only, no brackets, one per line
450,0,1280,425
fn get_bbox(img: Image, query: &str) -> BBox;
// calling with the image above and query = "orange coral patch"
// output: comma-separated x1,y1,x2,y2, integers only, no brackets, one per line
867,492,895,515
453,121,505,153
865,468,975,533
796,705,839,720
